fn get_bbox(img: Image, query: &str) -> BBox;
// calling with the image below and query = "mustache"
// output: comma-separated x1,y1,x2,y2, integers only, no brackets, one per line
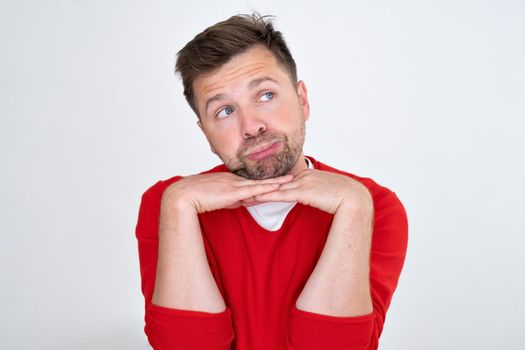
231,132,283,177
237,132,283,155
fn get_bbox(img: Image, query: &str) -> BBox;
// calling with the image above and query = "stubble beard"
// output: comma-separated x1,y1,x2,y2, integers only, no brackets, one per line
223,121,305,180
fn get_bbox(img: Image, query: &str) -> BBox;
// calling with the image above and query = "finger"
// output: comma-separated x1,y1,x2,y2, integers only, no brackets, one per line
254,188,301,203
236,174,294,187
236,175,293,187
224,202,243,209
272,180,301,191
233,183,282,201
240,198,263,207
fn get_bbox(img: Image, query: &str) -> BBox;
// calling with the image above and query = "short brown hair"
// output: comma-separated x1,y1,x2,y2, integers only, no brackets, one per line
175,13,298,118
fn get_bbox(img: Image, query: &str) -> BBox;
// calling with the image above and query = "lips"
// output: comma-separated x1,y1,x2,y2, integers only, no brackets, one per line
245,141,282,161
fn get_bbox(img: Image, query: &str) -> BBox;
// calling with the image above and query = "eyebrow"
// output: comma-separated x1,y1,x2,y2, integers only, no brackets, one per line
204,76,280,113
248,76,280,90
204,93,227,114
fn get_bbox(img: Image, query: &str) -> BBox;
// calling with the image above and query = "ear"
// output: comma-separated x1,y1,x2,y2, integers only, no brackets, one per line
197,120,218,155
296,80,310,121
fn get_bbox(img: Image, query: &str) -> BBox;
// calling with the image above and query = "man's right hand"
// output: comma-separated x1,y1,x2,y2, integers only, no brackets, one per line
161,172,294,214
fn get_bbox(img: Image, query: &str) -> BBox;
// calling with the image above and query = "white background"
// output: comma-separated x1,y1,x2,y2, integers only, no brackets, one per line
1,0,524,349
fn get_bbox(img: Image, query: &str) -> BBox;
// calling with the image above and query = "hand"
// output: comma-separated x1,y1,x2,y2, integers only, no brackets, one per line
250,170,373,214
161,172,294,214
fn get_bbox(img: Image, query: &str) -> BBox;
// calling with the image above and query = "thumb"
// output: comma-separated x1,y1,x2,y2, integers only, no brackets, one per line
224,201,243,210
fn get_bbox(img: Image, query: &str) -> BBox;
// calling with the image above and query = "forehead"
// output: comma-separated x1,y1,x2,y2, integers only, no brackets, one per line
193,45,291,102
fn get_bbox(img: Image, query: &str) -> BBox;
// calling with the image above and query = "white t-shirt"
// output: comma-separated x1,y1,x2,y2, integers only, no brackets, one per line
246,158,313,231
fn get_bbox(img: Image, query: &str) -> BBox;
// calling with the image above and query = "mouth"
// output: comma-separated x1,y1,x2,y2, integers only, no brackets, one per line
245,141,282,161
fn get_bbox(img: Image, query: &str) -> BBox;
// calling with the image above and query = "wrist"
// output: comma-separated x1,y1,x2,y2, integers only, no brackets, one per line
161,182,197,213
159,191,198,238
338,191,373,215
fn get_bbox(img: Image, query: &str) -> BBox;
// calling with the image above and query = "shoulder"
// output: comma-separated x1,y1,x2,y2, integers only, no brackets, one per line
309,156,408,258
308,156,407,221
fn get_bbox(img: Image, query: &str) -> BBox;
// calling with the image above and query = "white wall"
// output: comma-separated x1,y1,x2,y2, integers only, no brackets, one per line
1,0,523,349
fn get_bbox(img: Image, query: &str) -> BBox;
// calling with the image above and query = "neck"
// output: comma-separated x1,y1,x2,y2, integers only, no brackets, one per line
289,153,309,177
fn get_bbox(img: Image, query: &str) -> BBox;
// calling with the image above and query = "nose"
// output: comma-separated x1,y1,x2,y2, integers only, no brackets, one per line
239,108,267,139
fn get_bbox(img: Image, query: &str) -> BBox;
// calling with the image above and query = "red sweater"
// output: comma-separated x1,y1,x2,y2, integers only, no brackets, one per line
135,157,408,350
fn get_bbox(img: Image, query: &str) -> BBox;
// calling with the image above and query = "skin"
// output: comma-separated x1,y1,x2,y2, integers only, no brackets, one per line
152,45,374,317
194,44,309,181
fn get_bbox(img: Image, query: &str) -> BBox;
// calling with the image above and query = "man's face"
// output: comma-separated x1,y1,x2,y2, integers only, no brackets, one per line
193,45,310,180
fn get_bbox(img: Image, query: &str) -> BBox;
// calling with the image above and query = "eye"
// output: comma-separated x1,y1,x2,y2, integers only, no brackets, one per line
216,106,235,119
259,91,274,102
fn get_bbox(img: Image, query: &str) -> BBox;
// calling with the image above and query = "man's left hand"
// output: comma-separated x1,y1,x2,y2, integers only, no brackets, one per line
244,169,373,214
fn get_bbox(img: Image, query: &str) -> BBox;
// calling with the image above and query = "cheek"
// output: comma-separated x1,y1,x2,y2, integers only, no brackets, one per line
261,98,285,114
209,132,241,156
274,105,303,128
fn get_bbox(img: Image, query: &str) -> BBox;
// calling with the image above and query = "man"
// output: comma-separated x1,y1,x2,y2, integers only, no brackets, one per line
135,13,408,350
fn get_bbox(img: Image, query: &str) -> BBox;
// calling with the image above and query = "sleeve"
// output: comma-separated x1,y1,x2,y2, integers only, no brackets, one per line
135,181,235,350
286,191,408,350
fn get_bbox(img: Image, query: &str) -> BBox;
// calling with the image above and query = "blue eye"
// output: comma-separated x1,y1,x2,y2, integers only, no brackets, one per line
217,106,234,119
259,92,274,102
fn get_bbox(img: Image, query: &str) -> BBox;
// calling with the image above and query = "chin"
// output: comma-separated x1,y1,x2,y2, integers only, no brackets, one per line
233,153,298,180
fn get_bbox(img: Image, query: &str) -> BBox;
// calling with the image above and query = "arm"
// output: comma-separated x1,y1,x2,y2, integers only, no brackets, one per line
136,173,294,349
253,171,408,350
295,199,374,317
153,196,226,312
136,181,233,350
